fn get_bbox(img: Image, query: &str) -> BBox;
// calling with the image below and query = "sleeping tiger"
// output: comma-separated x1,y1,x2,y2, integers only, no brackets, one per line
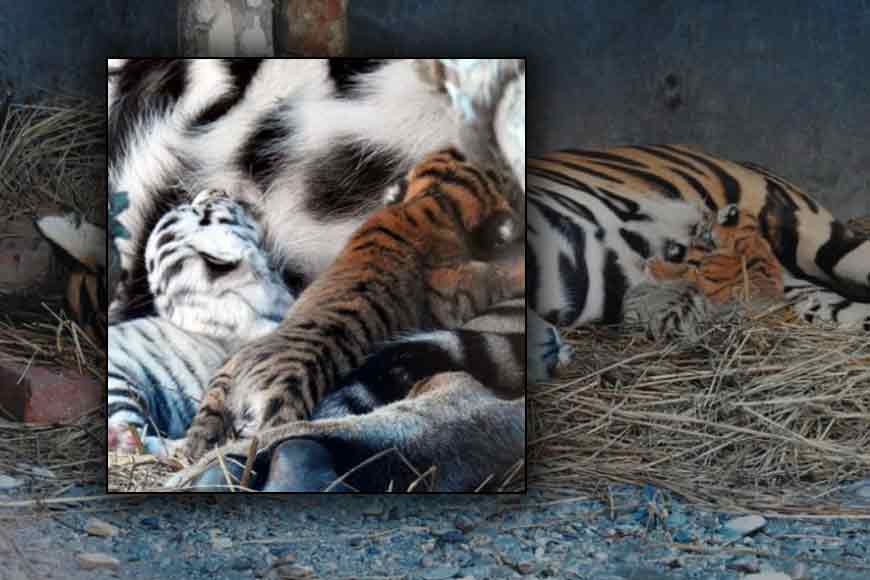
181,148,525,462
528,145,870,333
108,189,294,456
109,58,535,491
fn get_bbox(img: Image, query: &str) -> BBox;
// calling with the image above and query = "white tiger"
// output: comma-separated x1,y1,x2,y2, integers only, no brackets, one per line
108,189,293,457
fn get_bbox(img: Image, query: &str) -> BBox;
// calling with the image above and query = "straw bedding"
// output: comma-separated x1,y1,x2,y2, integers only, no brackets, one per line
0,96,106,502
528,217,870,515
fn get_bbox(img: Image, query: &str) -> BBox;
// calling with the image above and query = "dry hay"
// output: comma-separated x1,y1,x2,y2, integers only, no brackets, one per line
0,92,106,505
529,226,870,516
0,94,104,224
0,301,106,500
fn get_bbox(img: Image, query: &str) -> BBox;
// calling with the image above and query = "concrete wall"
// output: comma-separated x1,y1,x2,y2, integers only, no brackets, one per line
0,1,177,99
348,1,870,218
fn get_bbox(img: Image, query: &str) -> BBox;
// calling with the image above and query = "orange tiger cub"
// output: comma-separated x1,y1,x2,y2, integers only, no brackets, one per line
647,204,784,304
183,148,524,460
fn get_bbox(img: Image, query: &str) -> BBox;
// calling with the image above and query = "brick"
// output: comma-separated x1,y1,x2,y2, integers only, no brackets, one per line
0,364,102,424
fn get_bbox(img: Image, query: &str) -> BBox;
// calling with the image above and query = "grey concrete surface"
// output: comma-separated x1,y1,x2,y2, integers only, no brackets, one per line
0,0,177,100
348,1,870,218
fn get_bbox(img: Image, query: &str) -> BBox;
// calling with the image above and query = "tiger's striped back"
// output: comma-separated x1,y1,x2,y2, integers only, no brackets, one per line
184,148,525,457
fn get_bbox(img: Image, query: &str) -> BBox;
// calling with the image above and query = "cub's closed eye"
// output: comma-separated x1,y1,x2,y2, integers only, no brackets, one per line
199,252,239,275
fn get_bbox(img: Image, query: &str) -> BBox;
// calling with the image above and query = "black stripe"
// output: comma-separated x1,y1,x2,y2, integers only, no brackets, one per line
190,59,262,128
635,145,705,175
670,168,718,212
539,157,625,184
353,225,415,251
660,146,741,205
327,59,385,96
619,228,652,259
559,149,649,168
236,101,295,193
601,249,628,324
580,159,684,200
528,168,649,222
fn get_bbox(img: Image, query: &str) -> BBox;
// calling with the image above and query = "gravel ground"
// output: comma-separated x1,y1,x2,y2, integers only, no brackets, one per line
3,482,869,580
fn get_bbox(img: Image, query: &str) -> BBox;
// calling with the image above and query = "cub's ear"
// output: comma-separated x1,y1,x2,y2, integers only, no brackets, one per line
34,213,106,273
382,177,409,206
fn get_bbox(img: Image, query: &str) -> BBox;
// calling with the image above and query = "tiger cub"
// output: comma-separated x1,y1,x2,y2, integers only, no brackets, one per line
313,299,572,420
646,204,785,304
183,148,525,460
108,190,293,456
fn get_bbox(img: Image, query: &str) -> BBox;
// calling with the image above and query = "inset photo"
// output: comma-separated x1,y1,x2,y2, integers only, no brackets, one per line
106,58,527,493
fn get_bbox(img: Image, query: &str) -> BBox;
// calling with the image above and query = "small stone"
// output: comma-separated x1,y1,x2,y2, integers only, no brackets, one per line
592,551,608,561
139,516,160,529
85,518,119,538
789,562,810,580
0,474,22,490
421,566,461,580
722,515,767,538
455,515,475,532
743,573,790,580
77,552,121,571
422,540,437,553
516,561,535,574
246,0,262,7
229,556,253,571
727,556,760,573
436,530,465,544
421,556,435,568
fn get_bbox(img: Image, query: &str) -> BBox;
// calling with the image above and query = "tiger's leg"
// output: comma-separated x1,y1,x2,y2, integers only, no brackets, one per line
426,256,525,326
182,374,236,461
167,372,524,492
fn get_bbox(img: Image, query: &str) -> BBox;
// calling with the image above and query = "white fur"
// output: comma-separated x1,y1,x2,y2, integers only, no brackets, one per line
35,214,106,270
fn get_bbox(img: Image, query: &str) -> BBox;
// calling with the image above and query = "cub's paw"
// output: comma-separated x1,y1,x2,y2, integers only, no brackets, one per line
182,387,231,461
527,310,574,383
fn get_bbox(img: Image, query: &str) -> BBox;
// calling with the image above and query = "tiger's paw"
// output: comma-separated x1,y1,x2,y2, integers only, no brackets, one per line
527,310,574,384
182,388,231,461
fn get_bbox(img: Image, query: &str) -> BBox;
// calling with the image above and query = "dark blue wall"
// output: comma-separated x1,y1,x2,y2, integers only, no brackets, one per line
349,1,870,217
0,0,177,100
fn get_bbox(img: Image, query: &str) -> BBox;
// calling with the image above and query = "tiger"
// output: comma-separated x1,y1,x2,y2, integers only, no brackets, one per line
107,189,294,457
34,213,108,346
527,145,870,333
180,148,525,462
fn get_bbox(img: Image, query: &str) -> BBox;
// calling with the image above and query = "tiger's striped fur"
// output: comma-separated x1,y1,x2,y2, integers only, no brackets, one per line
108,190,293,456
528,145,870,331
34,214,107,346
182,148,525,461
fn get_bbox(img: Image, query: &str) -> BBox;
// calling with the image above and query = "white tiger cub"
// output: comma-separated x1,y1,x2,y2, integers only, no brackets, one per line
108,189,293,456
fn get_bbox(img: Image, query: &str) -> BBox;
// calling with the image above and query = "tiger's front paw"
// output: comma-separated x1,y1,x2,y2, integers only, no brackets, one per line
183,387,231,461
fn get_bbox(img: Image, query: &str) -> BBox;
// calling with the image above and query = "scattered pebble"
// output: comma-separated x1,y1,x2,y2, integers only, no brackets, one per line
421,566,461,579
85,518,120,538
744,572,791,580
76,552,121,571
722,514,767,538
